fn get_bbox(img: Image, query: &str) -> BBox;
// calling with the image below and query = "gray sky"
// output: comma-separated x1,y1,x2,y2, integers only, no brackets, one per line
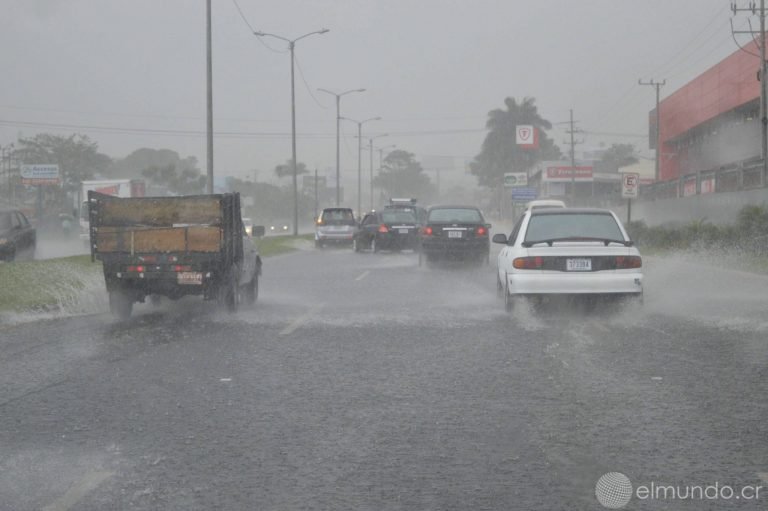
0,0,746,184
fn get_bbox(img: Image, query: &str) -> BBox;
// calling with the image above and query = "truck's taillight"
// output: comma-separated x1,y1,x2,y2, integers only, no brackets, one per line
476,226,487,236
422,226,433,236
513,257,543,270
127,265,145,272
173,265,192,272
615,256,642,269
378,224,389,233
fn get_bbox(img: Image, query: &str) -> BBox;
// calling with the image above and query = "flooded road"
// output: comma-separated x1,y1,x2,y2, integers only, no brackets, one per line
1,247,767,510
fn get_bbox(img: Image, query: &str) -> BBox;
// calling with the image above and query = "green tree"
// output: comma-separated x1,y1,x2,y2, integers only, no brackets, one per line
15,133,112,192
141,164,206,195
373,149,433,199
108,148,199,181
470,97,560,188
595,143,639,173
274,159,309,179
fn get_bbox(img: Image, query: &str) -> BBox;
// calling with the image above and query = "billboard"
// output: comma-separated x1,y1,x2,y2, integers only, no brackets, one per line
515,125,539,149
20,164,60,185
543,165,593,182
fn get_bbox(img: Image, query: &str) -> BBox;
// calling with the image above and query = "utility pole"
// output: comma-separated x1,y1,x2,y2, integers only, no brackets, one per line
639,79,666,183
364,135,388,211
206,0,213,194
563,110,584,203
318,88,366,206
341,116,380,219
732,1,767,186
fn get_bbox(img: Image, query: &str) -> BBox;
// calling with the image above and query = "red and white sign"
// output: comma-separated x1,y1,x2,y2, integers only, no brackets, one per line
700,177,715,194
516,125,539,149
621,173,639,199
545,166,593,182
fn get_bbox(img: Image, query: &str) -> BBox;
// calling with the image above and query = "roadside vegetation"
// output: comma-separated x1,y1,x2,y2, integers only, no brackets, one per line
0,234,313,313
627,204,768,273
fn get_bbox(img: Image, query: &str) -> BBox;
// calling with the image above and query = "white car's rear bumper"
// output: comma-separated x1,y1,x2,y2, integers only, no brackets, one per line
507,271,643,295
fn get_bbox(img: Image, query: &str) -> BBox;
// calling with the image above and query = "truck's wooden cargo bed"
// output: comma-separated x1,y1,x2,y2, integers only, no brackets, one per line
88,193,238,256
95,226,221,253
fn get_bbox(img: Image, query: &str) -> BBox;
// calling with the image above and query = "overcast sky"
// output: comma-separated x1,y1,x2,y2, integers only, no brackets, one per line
0,0,748,185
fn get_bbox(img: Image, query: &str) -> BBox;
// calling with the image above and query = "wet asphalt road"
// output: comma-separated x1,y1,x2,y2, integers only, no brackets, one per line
1,246,768,510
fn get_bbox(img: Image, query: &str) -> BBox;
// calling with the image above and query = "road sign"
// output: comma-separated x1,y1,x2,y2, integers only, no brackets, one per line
515,125,539,149
21,164,60,185
503,172,528,188
511,187,538,201
621,172,639,198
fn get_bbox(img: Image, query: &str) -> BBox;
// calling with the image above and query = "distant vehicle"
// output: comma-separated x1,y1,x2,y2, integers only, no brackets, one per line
0,207,36,262
493,207,643,312
269,223,290,234
384,198,428,226
354,208,419,253
525,199,566,211
315,208,356,248
419,205,491,266
88,191,261,319
80,179,145,245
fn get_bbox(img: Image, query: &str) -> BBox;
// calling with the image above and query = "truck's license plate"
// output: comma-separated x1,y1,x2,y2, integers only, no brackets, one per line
398,228,408,234
177,272,203,285
566,258,592,271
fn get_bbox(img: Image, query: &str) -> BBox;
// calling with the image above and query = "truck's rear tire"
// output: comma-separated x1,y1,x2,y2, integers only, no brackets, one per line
109,290,133,320
244,273,258,306
219,274,240,313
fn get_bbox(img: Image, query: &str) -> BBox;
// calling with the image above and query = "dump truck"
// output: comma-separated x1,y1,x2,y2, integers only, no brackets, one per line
87,191,262,319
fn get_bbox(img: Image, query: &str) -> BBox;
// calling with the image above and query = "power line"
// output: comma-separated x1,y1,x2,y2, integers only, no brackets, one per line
293,52,328,110
231,0,287,54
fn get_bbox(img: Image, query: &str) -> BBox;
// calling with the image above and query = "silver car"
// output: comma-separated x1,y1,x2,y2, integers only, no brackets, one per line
315,208,356,248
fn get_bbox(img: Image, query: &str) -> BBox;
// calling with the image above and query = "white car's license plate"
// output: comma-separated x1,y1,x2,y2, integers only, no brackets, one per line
398,228,409,234
447,230,462,238
566,258,592,271
177,272,203,285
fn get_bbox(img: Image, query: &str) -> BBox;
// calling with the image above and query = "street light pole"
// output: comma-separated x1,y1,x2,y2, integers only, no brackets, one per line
254,28,329,236
317,88,366,206
366,135,388,211
341,116,380,218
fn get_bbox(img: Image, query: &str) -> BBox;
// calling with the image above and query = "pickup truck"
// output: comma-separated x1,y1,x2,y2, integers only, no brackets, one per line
87,191,262,319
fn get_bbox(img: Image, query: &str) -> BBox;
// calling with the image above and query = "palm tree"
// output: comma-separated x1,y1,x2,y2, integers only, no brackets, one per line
471,97,559,188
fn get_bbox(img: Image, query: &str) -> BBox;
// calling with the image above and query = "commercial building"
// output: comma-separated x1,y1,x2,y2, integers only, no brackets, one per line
650,38,764,198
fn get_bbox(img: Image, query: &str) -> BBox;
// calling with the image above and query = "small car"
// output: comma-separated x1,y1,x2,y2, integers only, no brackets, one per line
419,205,491,266
0,207,36,262
494,207,643,311
354,208,419,252
315,208,356,248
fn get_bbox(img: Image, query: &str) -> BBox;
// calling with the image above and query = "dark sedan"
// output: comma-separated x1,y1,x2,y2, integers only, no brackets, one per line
354,209,420,252
419,205,490,266
0,208,36,262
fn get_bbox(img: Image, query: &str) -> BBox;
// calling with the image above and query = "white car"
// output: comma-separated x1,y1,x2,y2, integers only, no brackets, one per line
494,208,643,311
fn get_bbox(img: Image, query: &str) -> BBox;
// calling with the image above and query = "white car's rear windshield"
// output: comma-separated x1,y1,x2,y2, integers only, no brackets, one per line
524,213,624,243
428,208,483,223
321,209,355,225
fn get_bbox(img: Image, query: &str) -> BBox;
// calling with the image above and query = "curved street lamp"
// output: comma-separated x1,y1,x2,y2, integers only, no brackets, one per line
341,116,381,218
254,28,329,236
317,88,366,206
